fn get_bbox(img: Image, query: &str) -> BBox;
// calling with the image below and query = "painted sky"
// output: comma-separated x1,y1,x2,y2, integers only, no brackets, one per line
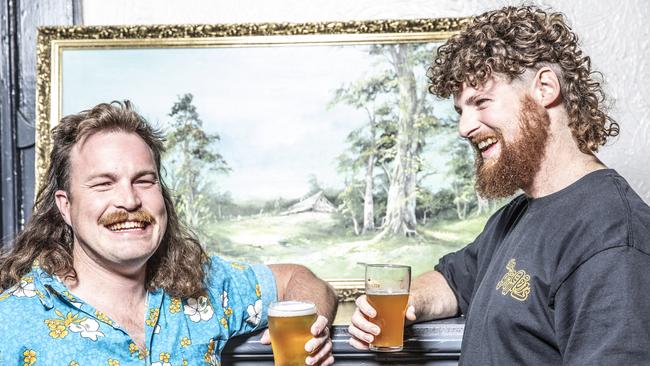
62,43,457,202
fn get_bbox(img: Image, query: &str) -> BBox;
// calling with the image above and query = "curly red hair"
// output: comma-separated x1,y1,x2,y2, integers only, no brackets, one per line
428,5,618,153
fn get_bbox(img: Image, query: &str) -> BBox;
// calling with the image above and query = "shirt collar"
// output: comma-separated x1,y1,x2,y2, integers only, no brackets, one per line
26,264,62,309
29,263,166,316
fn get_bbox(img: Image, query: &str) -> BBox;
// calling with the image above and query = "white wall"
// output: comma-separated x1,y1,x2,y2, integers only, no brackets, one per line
82,0,650,202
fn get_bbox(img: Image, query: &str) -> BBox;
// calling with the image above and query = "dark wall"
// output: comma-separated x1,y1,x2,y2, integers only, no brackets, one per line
0,0,80,246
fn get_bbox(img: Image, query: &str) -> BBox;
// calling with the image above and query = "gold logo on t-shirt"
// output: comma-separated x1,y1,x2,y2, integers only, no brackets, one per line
496,259,531,301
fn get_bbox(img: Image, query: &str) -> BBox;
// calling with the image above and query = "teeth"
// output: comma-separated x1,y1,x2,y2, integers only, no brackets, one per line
107,221,146,231
477,137,498,151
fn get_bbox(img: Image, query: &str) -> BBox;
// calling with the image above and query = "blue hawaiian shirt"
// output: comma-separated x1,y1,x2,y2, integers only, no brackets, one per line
0,256,277,365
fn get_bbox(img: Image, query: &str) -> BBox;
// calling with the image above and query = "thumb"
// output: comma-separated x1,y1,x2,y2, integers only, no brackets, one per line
260,329,271,344
405,305,416,322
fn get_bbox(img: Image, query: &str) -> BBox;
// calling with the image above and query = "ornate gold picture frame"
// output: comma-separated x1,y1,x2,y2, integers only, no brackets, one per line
36,18,473,306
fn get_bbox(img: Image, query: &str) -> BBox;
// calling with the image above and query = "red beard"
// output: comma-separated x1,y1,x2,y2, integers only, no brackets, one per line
474,95,551,199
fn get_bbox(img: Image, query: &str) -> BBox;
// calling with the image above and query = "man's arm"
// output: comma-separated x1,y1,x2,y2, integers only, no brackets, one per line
265,264,337,366
268,263,337,321
348,270,459,350
407,270,459,323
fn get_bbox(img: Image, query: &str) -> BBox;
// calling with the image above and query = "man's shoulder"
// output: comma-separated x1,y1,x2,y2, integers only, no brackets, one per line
0,280,49,315
573,170,650,248
0,267,64,323
582,169,641,209
606,173,650,254
0,309,45,363
541,169,647,223
204,256,274,292
206,255,264,277
0,282,49,347
203,256,276,295
545,170,650,277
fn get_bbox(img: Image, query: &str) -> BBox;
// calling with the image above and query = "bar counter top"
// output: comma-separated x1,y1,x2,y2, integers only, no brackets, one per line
222,317,464,365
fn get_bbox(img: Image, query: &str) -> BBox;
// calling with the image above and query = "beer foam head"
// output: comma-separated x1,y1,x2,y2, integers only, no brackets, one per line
366,289,409,295
268,301,316,317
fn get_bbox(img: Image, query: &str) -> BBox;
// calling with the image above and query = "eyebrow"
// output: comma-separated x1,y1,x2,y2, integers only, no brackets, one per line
133,170,158,179
85,170,158,182
454,93,488,114
84,173,116,182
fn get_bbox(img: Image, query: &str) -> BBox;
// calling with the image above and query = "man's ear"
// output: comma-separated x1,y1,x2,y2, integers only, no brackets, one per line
55,190,72,226
530,67,562,108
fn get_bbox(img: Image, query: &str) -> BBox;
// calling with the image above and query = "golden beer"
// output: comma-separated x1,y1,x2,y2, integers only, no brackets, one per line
268,301,317,366
367,292,409,351
365,263,411,352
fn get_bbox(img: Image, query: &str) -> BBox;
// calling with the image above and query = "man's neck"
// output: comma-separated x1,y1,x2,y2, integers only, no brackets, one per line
66,263,147,306
524,114,607,198
66,247,149,349
67,247,148,303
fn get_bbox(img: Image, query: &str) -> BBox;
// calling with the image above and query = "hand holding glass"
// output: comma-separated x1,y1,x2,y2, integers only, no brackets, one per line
365,264,411,352
268,301,317,366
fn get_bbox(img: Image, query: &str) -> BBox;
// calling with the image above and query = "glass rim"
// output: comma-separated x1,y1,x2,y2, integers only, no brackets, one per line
364,263,411,270
268,300,317,317
269,300,316,307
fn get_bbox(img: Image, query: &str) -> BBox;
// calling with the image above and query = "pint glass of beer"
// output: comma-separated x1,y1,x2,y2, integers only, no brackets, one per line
365,263,411,352
268,301,317,366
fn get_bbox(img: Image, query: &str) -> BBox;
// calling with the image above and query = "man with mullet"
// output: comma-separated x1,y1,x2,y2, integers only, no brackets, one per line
0,101,337,365
348,5,650,364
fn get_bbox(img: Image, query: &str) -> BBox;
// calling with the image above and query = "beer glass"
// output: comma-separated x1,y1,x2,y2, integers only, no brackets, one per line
268,301,317,366
365,263,411,352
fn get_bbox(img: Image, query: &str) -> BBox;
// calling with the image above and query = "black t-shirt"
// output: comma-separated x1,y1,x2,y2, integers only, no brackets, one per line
435,169,650,365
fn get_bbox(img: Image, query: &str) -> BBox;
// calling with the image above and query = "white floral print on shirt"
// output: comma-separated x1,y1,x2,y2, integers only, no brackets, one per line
69,318,104,341
11,277,37,298
246,299,262,326
184,295,214,322
221,291,228,309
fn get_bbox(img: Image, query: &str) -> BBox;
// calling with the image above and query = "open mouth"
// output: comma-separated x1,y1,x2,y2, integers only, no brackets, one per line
99,210,155,232
105,221,149,232
476,136,498,152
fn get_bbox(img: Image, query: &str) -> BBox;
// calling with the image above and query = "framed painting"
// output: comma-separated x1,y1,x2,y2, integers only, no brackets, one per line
36,18,496,311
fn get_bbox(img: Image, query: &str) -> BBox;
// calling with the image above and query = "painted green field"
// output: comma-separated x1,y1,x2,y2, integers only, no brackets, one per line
204,211,491,280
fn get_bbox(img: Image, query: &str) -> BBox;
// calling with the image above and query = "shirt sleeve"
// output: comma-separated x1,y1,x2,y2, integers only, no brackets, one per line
206,256,278,338
434,239,481,315
553,246,650,365
434,196,528,315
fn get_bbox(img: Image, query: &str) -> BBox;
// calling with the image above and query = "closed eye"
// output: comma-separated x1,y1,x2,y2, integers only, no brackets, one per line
91,181,112,190
135,178,157,187
475,98,490,109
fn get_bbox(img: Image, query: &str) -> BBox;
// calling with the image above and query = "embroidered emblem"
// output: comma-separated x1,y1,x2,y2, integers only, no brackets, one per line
496,259,531,301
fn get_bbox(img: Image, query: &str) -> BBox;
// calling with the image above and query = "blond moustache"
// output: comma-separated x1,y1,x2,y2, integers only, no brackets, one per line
97,210,156,226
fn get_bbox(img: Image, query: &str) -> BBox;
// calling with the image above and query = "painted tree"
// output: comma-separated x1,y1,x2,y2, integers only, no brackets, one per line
336,178,365,235
306,174,323,197
330,74,395,234
446,138,476,220
376,44,440,236
165,93,230,233
331,43,444,237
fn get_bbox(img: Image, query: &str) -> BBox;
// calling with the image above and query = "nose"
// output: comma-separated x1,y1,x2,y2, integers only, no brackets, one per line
114,181,142,211
458,110,480,139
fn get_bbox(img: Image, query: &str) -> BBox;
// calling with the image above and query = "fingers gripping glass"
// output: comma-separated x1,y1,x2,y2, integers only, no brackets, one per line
268,301,317,366
365,264,411,352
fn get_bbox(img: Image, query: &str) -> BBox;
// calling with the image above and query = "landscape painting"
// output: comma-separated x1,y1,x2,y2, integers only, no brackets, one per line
38,19,501,282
